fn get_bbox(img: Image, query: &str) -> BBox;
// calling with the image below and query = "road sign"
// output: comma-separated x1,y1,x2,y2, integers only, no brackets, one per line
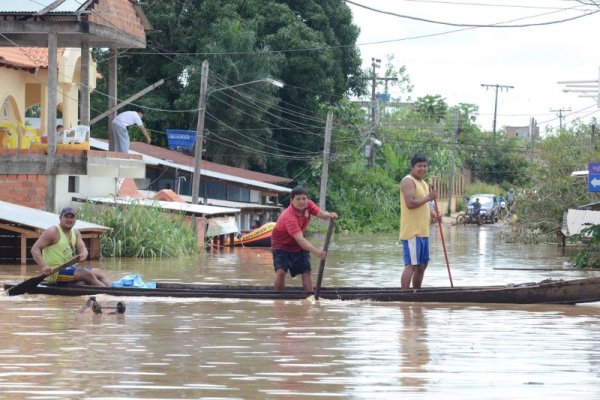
588,163,600,192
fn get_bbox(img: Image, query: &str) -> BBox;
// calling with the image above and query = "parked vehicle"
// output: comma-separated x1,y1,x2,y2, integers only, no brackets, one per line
467,194,499,224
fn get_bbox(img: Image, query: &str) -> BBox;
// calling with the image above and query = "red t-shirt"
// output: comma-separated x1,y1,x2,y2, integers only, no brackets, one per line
271,200,321,252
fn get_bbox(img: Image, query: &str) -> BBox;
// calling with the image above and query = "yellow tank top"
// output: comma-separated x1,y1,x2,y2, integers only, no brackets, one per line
42,225,76,284
399,175,431,240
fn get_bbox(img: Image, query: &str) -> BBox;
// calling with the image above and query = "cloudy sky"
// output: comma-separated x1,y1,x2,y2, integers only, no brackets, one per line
347,0,600,133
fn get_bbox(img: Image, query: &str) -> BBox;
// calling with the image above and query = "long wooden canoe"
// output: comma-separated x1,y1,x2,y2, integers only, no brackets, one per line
4,276,600,304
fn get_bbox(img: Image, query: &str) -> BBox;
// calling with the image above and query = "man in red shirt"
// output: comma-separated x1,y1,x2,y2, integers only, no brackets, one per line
272,186,338,292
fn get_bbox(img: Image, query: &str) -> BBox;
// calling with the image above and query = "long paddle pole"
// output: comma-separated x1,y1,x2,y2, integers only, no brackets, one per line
314,219,335,300
432,199,454,287
6,255,80,296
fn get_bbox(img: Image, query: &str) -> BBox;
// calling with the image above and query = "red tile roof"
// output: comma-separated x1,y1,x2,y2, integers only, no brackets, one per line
0,47,53,70
129,142,293,185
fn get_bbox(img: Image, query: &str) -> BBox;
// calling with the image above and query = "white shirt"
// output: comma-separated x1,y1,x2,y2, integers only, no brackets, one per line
113,111,143,128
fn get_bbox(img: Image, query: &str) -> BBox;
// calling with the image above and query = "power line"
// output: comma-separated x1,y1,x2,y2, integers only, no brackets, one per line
346,0,598,28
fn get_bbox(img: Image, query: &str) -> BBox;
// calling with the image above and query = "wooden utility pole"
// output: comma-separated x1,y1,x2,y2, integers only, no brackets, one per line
319,110,333,211
447,109,460,216
191,60,209,206
481,83,513,136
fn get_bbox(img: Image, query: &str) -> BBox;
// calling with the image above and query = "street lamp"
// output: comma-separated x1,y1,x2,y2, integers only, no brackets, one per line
191,60,284,206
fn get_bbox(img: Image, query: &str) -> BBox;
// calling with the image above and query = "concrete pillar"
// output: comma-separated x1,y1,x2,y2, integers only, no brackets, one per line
80,41,90,126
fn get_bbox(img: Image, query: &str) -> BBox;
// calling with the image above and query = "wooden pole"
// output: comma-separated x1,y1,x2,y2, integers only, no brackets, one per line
447,109,459,215
191,60,209,206
91,79,164,126
433,198,454,287
319,110,333,211
314,218,335,300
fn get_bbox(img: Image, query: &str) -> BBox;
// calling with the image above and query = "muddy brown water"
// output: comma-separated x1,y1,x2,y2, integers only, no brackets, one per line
1,224,599,399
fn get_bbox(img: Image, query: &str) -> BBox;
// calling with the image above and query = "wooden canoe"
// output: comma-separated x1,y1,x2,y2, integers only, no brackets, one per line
4,276,600,304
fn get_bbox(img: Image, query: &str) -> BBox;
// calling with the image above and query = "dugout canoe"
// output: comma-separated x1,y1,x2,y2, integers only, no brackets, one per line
4,276,600,304
224,222,275,247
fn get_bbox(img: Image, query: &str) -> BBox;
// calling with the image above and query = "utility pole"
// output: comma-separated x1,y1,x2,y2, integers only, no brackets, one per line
447,109,460,216
368,57,397,167
481,83,514,136
592,124,597,151
368,58,380,168
191,60,209,206
319,110,333,212
551,107,571,131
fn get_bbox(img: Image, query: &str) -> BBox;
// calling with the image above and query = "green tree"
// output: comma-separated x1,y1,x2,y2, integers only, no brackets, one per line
91,0,364,175
415,95,448,123
513,122,600,242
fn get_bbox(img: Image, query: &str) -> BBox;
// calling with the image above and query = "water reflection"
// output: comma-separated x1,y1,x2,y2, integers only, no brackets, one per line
399,303,429,391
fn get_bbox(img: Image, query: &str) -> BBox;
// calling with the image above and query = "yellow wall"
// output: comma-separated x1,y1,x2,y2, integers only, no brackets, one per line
0,69,26,124
0,48,97,139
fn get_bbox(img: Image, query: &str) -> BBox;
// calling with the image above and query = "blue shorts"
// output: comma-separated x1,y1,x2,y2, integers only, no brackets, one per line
402,237,430,266
55,265,93,286
272,249,311,278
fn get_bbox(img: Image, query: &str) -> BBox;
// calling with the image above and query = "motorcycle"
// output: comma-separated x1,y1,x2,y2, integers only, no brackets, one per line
456,208,481,226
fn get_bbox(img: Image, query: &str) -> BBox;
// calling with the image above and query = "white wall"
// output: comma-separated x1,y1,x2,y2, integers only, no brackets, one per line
56,174,119,212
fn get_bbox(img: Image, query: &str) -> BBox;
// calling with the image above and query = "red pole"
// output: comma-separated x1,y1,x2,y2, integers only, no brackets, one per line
433,198,454,287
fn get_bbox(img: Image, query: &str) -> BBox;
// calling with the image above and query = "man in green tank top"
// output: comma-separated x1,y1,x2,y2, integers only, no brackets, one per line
31,207,110,286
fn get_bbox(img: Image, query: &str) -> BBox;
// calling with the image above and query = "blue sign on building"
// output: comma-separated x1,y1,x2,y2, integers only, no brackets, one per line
588,162,600,192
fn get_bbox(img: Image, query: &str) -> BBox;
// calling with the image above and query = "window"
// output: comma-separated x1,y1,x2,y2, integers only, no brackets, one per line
68,176,79,193
228,186,250,202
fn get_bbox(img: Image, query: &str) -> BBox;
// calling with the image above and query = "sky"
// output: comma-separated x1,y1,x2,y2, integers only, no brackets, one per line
347,0,600,134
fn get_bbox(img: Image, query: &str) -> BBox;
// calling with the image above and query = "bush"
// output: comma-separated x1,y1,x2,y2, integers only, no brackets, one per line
77,201,198,258
570,224,600,269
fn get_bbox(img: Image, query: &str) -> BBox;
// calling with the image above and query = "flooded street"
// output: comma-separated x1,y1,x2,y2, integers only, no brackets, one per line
1,224,599,399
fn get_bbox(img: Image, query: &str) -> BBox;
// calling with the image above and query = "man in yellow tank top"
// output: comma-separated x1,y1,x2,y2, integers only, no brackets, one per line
400,155,437,289
31,207,111,286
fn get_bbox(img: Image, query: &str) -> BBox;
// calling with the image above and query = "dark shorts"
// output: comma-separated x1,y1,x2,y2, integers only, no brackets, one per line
272,249,311,278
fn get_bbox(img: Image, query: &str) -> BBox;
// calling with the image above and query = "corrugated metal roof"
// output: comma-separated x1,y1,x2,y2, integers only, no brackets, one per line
0,0,88,13
137,190,282,211
129,142,293,185
89,138,292,193
0,200,109,231
84,196,240,216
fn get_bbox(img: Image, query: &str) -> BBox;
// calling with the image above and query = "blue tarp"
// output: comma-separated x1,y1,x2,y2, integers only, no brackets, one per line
111,274,156,289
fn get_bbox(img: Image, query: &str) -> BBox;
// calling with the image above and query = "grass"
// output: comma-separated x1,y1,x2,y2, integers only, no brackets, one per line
77,200,198,258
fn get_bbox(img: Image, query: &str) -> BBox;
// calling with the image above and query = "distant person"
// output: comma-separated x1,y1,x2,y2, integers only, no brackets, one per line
250,220,261,230
31,207,111,287
112,109,151,153
507,188,514,210
56,124,65,143
472,198,482,226
400,154,437,289
271,186,337,293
